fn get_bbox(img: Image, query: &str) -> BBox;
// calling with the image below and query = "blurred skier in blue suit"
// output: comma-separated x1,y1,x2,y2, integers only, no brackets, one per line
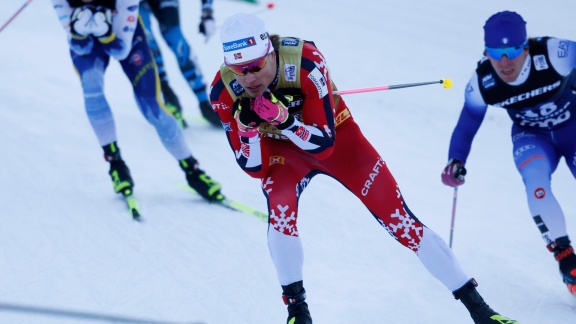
442,10,576,295
139,0,220,127
50,0,224,203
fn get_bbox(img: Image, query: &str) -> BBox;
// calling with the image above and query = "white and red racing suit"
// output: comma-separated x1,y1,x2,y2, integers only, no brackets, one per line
210,36,470,290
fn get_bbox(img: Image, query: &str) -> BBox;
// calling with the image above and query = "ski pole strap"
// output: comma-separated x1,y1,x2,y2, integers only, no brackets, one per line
282,289,307,305
547,236,572,254
553,246,574,261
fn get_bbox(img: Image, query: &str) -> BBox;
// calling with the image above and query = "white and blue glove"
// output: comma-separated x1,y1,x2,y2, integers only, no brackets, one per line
70,6,93,39
70,5,114,41
91,6,113,40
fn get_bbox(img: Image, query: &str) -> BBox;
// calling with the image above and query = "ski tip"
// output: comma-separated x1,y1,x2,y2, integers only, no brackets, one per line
213,194,227,203
123,194,141,221
131,209,142,221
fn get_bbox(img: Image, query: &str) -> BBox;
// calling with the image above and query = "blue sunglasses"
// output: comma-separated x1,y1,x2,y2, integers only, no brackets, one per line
485,41,528,60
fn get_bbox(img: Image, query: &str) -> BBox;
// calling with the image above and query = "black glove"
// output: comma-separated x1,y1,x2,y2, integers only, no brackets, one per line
232,98,265,137
198,9,215,42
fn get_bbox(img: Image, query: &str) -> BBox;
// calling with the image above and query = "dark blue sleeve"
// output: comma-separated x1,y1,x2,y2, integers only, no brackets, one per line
447,101,488,164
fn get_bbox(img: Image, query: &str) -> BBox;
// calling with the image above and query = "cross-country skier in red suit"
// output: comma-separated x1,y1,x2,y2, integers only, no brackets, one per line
208,13,519,324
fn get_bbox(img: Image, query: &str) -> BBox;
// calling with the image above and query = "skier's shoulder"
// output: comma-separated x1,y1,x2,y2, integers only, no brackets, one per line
276,36,325,65
539,36,576,76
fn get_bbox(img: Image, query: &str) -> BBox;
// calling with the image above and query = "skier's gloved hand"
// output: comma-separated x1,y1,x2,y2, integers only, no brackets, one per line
70,6,93,39
441,159,467,187
198,8,216,43
92,6,115,42
232,98,264,138
254,91,294,128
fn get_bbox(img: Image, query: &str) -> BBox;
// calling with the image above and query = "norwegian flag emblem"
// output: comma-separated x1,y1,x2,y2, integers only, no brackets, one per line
234,53,243,60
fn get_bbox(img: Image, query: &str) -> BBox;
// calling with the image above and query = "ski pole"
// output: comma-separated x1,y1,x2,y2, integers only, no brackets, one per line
333,78,453,96
0,0,33,34
449,187,458,248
